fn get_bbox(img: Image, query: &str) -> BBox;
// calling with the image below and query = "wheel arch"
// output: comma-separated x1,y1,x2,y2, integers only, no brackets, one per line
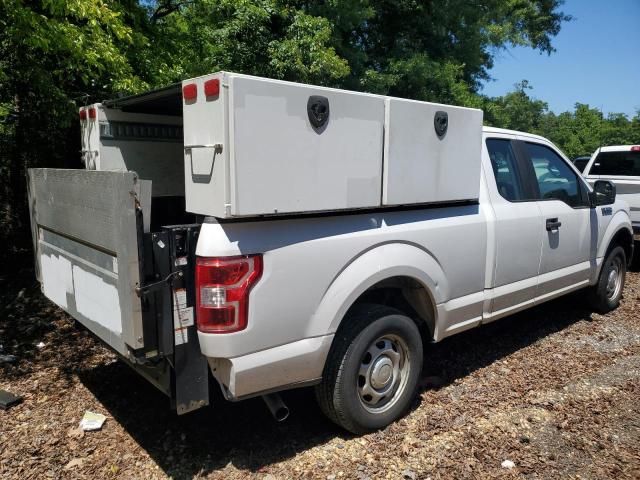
606,226,633,264
308,242,445,368
598,211,633,264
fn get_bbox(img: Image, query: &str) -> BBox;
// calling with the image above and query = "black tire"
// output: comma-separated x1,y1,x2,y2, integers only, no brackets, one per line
315,304,423,434
589,245,626,313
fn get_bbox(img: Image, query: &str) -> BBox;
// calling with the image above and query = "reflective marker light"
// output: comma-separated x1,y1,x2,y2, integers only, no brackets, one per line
88,107,97,119
196,255,263,333
79,109,87,120
182,83,198,101
631,146,640,152
204,78,220,97
201,286,226,307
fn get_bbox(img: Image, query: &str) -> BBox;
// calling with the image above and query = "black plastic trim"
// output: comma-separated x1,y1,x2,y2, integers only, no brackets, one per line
208,199,480,224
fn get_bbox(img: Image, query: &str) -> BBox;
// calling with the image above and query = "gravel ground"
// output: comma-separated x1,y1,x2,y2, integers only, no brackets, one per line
1,265,639,479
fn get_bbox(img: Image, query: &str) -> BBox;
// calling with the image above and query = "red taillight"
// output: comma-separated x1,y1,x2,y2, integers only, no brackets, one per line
182,83,197,101
79,109,87,120
196,255,263,333
204,78,220,98
631,146,640,152
88,107,96,119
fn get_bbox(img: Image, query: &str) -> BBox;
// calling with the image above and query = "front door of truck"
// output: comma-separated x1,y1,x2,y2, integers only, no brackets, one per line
484,136,543,318
519,140,594,299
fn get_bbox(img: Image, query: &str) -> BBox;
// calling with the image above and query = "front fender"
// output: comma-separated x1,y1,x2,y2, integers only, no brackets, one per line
306,242,446,338
597,209,633,259
592,206,633,283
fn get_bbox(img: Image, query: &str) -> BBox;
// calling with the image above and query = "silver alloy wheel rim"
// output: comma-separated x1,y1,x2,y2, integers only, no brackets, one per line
357,334,410,413
605,255,623,301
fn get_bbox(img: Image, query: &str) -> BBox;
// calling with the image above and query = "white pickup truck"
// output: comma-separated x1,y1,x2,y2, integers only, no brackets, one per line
28,72,633,434
582,145,640,242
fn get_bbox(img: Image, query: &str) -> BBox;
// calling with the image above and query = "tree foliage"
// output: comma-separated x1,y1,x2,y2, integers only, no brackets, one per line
1,0,637,265
136,0,570,103
0,0,150,262
482,83,640,158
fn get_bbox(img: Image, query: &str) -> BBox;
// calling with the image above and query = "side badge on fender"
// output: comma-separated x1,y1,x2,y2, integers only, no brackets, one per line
307,95,330,132
434,111,448,138
601,207,613,216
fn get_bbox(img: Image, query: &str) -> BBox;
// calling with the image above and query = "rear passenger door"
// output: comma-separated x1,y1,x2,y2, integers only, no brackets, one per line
520,140,595,299
484,136,543,318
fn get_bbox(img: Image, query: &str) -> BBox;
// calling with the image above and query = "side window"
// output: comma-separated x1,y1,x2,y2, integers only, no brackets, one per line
524,142,588,207
486,139,524,201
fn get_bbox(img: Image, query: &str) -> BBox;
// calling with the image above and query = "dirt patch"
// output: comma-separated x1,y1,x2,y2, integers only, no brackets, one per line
1,266,639,479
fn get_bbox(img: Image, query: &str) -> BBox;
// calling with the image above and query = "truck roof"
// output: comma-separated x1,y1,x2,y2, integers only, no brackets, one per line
482,126,550,143
598,145,639,152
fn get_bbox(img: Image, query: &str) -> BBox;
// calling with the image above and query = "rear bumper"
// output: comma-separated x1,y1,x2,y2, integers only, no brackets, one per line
633,223,640,241
206,334,334,400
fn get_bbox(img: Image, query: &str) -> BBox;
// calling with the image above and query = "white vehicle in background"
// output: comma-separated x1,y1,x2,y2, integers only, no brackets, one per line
26,72,634,434
583,146,640,242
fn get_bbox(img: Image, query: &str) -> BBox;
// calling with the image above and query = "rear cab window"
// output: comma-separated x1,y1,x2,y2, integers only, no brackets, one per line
486,138,525,201
590,150,640,177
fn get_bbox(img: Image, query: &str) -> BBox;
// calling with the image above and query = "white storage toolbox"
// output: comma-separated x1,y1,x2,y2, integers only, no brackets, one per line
183,72,385,217
181,72,483,218
383,98,483,206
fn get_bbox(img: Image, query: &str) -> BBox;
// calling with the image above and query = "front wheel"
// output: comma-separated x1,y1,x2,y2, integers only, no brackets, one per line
589,245,626,313
315,304,423,434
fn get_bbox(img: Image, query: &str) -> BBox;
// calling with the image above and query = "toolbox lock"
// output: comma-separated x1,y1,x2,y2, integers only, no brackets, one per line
434,111,448,138
307,95,330,132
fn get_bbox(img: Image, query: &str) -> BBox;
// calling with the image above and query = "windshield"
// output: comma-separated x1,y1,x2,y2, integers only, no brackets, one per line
573,158,589,172
591,151,640,176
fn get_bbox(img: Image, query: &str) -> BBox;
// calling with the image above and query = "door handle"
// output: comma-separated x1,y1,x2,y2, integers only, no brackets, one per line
546,218,562,231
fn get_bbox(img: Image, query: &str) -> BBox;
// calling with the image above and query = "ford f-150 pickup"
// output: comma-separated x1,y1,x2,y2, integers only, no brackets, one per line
27,72,633,433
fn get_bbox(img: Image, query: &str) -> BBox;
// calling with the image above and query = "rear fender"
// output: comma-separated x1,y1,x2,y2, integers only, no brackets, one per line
307,242,446,339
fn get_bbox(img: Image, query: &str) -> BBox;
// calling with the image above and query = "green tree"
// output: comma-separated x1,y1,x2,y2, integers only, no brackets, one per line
0,0,577,267
0,0,148,263
541,104,640,158
141,0,570,104
484,80,549,132
307,0,570,101
137,0,350,87
482,84,640,159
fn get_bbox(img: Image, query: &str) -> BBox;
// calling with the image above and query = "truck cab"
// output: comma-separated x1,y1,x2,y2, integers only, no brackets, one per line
482,128,632,316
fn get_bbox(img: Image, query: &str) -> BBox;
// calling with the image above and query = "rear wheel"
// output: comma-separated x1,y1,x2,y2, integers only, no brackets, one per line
315,304,423,434
589,245,626,313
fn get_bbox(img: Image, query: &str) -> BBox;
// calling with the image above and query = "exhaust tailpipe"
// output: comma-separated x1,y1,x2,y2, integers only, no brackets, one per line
262,393,289,422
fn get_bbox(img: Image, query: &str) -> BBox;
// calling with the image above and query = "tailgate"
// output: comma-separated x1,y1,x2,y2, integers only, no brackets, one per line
28,168,151,356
